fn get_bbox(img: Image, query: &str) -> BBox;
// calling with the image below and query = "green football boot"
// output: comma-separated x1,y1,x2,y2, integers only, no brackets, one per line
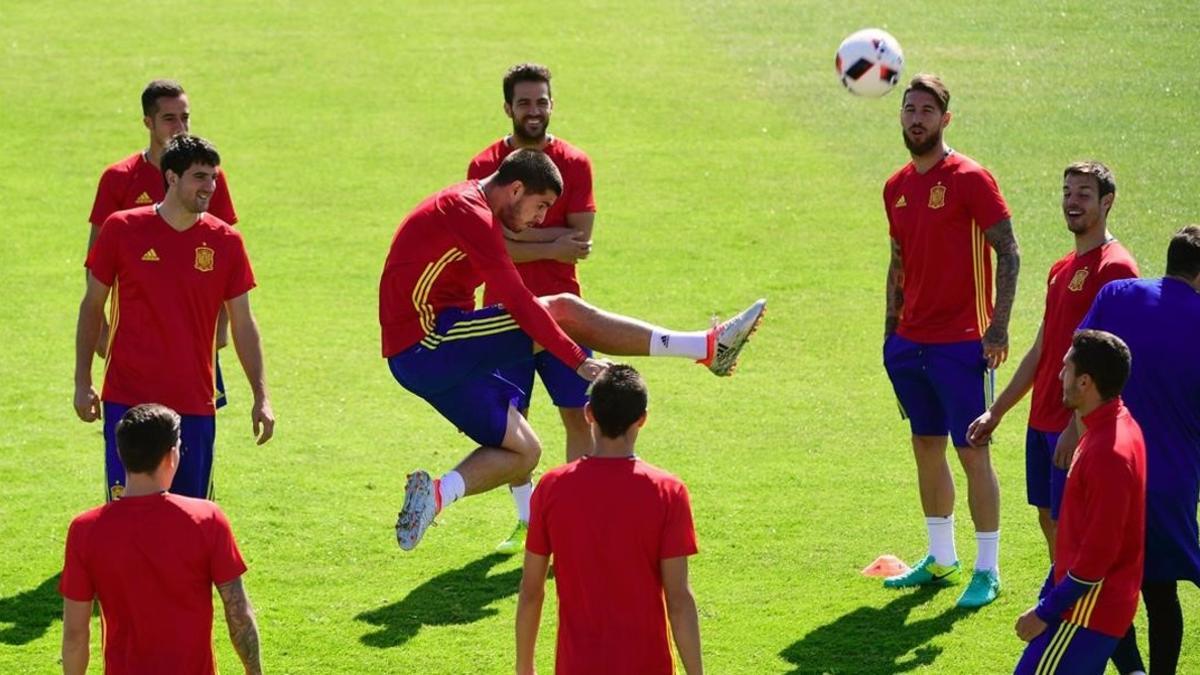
495,520,529,555
956,568,1001,608
883,554,962,588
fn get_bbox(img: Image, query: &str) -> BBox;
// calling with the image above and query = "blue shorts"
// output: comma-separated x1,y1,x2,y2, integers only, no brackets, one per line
883,334,988,448
103,401,216,501
388,306,535,448
1026,428,1068,519
1014,620,1118,674
499,348,592,411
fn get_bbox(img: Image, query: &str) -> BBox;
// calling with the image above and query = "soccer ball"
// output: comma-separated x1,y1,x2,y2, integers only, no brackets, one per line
835,28,904,98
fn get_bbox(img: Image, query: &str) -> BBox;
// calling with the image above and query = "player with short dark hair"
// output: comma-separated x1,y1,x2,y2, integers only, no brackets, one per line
381,148,764,551
60,404,262,675
74,134,274,501
515,365,703,674
1074,225,1200,674
1013,330,1146,675
967,161,1138,558
87,80,239,404
881,73,1021,608
468,62,599,553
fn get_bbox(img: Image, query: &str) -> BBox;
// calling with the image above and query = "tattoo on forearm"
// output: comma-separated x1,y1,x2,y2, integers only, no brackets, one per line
985,219,1020,336
218,578,262,674
885,239,904,334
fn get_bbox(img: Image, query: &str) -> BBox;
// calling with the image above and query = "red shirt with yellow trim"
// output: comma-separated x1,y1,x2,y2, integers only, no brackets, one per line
86,206,256,416
90,151,237,227
1029,243,1139,431
378,181,587,368
527,456,699,675
467,136,596,298
1054,398,1146,637
883,152,1011,343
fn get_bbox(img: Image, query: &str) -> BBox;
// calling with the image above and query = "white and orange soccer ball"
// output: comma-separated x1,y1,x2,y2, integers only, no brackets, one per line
835,28,904,98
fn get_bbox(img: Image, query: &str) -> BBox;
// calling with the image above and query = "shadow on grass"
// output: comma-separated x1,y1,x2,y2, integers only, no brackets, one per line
780,587,972,674
0,573,62,645
356,552,521,648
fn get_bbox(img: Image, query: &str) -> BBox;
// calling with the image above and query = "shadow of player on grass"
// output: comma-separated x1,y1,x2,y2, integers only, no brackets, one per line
779,586,971,674
0,573,62,645
356,552,522,648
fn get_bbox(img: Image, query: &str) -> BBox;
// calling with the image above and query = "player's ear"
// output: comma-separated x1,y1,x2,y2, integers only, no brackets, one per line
1101,193,1115,217
941,111,952,128
634,411,648,429
164,169,179,188
143,115,153,131
504,102,515,119
583,403,596,426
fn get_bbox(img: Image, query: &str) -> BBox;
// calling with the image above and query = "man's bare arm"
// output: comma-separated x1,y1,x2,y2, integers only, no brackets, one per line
217,577,262,675
226,293,274,444
504,212,595,263
884,237,904,336
61,598,92,675
662,556,703,674
983,218,1021,368
516,551,550,675
74,273,111,422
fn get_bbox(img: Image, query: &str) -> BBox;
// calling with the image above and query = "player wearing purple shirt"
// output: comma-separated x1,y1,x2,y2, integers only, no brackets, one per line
1078,225,1200,674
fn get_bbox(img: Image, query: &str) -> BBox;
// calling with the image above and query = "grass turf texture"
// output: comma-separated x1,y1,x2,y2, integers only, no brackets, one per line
1,1,1197,672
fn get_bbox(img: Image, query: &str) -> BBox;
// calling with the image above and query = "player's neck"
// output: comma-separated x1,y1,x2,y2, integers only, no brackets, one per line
1167,273,1200,292
591,437,637,459
910,143,950,174
1075,393,1107,420
121,474,170,498
155,199,200,232
144,142,165,168
1074,226,1112,255
507,133,551,151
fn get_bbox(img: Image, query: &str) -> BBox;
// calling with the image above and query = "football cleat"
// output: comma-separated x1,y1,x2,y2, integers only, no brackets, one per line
882,554,961,588
699,298,766,376
395,470,439,551
956,569,1001,608
495,520,529,555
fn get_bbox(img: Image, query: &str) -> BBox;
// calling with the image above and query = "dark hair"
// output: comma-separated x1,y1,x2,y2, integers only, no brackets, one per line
503,63,552,104
1064,161,1117,203
589,365,648,439
141,79,186,117
493,148,562,196
902,73,950,113
1069,330,1131,401
116,404,181,474
161,134,221,188
1166,225,1200,278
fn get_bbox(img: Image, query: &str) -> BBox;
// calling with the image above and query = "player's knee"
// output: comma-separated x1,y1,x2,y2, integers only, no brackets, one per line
542,293,585,331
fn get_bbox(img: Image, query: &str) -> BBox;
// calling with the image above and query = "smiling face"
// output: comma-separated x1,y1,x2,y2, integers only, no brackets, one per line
166,162,217,214
505,80,552,143
1062,172,1113,235
144,94,191,148
900,89,949,156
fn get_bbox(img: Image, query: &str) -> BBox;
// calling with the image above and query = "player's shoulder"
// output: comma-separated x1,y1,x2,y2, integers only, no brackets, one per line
468,138,509,168
633,458,688,490
1099,240,1138,266
884,162,914,188
102,151,144,175
101,204,158,230
165,493,230,523
69,503,107,531
199,212,239,235
436,180,489,215
546,136,591,163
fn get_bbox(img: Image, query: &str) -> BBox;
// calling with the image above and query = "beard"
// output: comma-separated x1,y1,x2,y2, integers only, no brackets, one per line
903,126,942,156
512,116,548,144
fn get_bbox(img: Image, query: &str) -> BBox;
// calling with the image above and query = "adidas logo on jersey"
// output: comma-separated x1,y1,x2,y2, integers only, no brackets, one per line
894,195,907,208
134,191,153,205
141,248,160,261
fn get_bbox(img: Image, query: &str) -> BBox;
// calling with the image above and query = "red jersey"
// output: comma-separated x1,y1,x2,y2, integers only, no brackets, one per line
86,206,256,415
527,456,699,675
378,181,587,368
883,152,1011,343
59,493,247,675
1029,242,1138,431
90,151,237,227
468,136,596,298
1055,398,1147,637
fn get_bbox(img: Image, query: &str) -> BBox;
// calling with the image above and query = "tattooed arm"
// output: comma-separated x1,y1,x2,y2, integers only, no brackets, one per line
217,577,262,675
885,237,904,337
983,218,1021,368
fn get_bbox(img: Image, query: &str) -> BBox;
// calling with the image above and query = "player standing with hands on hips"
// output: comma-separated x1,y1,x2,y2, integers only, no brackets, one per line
880,74,1020,608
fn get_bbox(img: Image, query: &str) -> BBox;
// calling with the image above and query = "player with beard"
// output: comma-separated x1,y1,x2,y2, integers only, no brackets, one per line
967,162,1137,559
880,74,1020,608
467,63,597,554
75,134,274,501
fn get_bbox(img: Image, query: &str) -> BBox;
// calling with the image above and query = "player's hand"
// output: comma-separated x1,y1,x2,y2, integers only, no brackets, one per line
966,409,1001,447
74,383,102,422
1014,607,1048,642
95,317,110,358
982,325,1009,369
576,358,610,382
251,397,275,445
550,232,591,264
1052,432,1076,470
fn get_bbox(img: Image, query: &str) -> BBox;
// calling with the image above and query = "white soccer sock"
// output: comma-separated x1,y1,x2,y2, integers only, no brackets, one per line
975,530,1000,572
438,470,465,510
926,515,958,565
648,329,710,360
511,482,533,523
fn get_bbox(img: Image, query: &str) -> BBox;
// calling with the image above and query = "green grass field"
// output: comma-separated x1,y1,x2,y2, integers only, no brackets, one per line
2,1,1198,672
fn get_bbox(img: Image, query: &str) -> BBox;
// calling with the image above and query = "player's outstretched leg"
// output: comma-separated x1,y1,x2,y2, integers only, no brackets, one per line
543,296,766,376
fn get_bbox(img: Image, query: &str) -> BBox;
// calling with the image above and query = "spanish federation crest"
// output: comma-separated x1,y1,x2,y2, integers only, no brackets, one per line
928,184,947,209
194,245,215,272
1068,268,1089,292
